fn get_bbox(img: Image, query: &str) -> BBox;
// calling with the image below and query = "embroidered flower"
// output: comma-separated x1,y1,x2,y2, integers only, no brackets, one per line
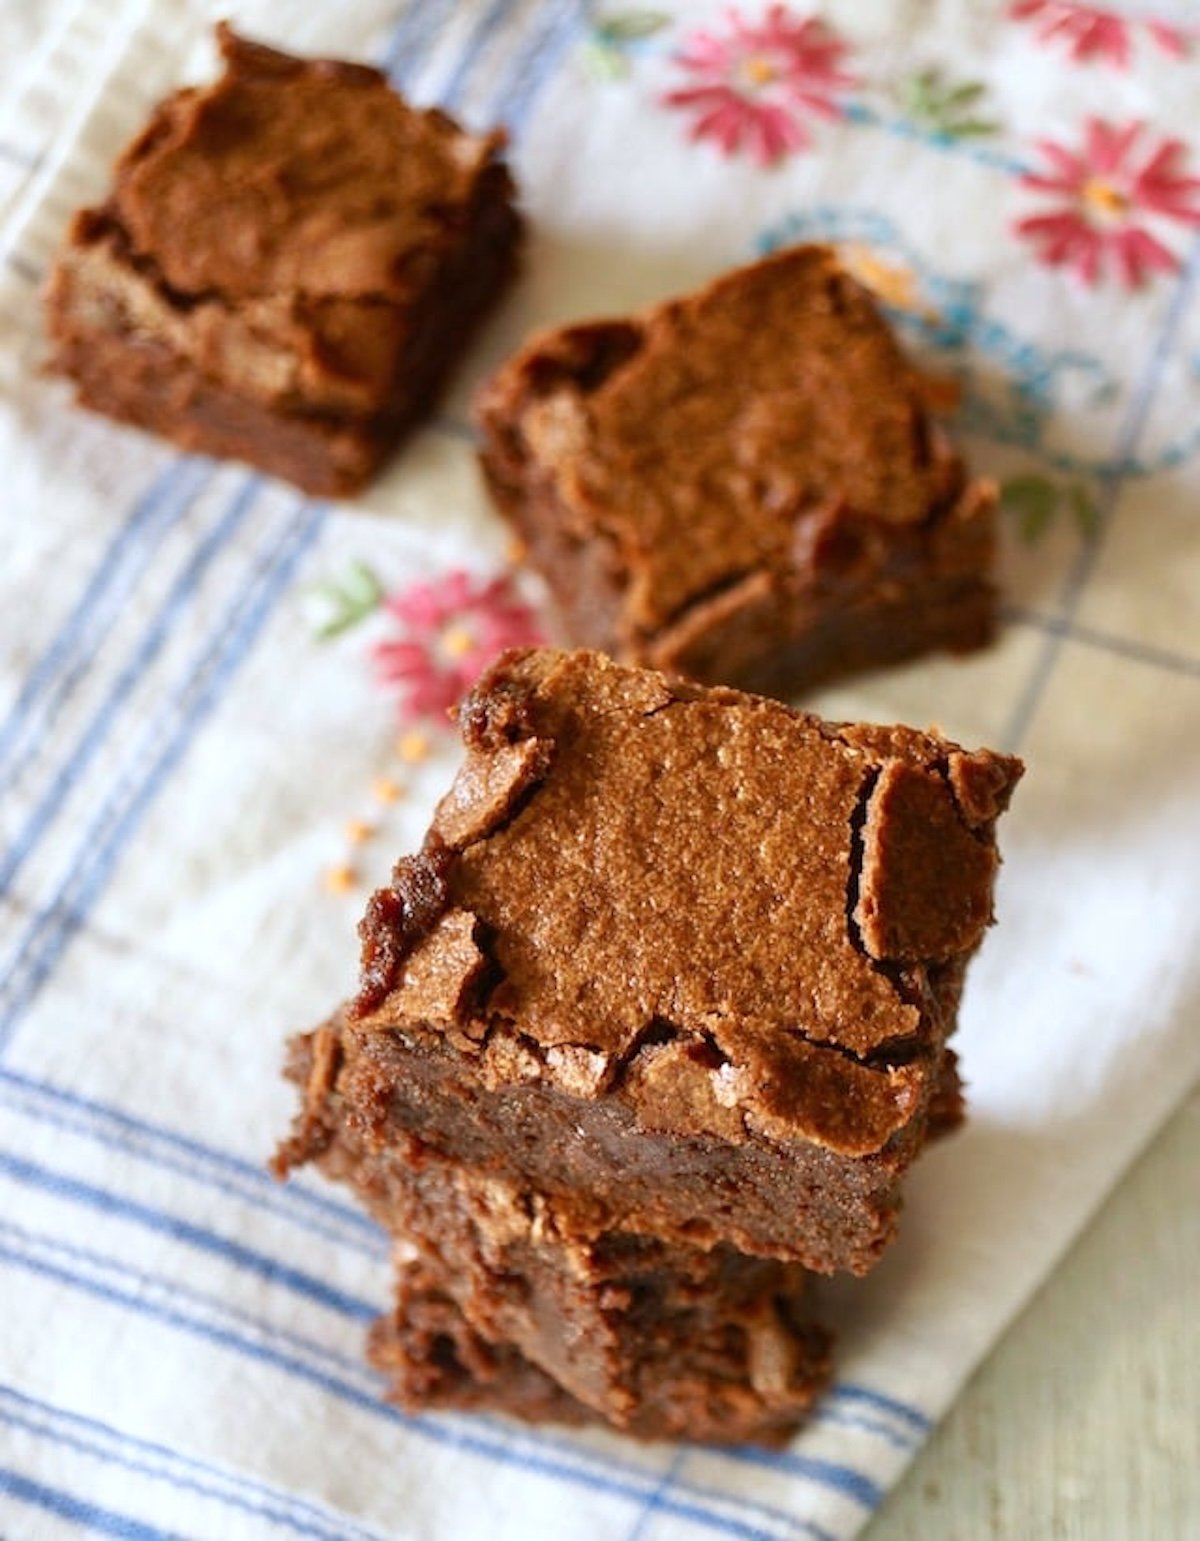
1015,120,1200,287
662,5,854,166
372,570,544,723
1009,2,1185,67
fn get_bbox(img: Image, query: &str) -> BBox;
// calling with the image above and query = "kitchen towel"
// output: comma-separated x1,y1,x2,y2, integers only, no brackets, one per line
1,2,1198,1537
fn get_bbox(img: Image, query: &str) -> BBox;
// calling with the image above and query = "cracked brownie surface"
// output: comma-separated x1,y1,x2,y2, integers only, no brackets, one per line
476,246,995,695
279,649,1020,1274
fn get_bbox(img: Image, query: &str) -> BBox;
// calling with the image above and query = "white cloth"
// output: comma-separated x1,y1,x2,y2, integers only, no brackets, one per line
1,3,1198,1538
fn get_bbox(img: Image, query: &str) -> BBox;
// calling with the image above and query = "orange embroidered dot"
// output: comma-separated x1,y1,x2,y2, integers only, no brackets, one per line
396,731,431,764
372,776,403,803
325,864,357,893
842,243,928,315
345,819,375,845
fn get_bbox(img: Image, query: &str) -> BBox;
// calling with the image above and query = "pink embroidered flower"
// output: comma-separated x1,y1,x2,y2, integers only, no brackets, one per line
1009,2,1185,67
372,570,544,723
662,5,854,166
1015,120,1200,287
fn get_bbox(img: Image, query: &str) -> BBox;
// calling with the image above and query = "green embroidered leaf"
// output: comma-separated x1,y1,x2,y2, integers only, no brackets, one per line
947,117,1001,138
581,39,629,79
597,10,669,43
902,76,936,114
944,81,987,108
310,559,386,640
1001,475,1099,546
898,68,998,140
585,9,669,76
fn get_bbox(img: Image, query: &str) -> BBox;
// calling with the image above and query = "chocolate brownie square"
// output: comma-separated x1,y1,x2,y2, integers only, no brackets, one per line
297,1090,830,1440
46,25,521,496
476,246,994,695
278,648,1020,1276
370,1252,831,1446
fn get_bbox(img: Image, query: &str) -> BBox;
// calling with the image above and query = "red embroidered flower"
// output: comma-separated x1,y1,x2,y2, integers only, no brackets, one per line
1015,120,1200,287
662,5,854,166
372,570,544,723
1009,2,1185,67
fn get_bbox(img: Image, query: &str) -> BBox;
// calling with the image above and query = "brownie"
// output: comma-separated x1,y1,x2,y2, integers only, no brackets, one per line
369,1260,592,1429
475,246,995,695
297,1079,829,1435
370,1254,831,1446
278,648,1020,1275
46,24,521,496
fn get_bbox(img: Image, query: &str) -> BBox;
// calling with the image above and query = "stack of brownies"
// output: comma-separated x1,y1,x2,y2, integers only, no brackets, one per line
40,23,1024,1446
276,648,1021,1443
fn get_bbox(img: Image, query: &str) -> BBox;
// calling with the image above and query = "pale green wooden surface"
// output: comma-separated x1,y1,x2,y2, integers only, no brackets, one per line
864,1087,1199,1540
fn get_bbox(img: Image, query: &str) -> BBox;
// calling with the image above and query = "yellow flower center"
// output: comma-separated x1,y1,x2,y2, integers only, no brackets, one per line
1082,178,1129,220
440,624,475,659
740,54,778,87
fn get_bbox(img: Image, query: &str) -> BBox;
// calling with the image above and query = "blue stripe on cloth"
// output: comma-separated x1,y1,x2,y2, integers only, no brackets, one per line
0,1390,391,1541
0,473,263,899
0,1220,372,1382
0,1067,382,1241
0,1465,189,1541
501,0,591,134
0,456,213,794
0,1070,387,1259
827,1384,931,1434
478,1419,840,1541
437,0,517,108
376,0,457,81
804,1406,916,1452
712,1447,881,1512
625,1449,690,1541
0,1386,394,1541
0,1147,376,1321
0,1221,871,1538
0,500,325,1049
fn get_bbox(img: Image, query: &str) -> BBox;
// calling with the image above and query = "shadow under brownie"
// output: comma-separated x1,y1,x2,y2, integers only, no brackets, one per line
476,245,995,696
46,24,521,496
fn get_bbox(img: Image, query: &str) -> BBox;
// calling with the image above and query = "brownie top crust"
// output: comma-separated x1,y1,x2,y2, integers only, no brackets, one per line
354,649,1021,1155
476,245,974,643
108,23,507,303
